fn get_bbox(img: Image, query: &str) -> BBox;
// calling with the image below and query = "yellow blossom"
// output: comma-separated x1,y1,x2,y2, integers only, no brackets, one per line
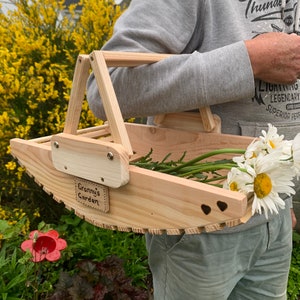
33,210,40,218
5,161,17,171
0,0,127,201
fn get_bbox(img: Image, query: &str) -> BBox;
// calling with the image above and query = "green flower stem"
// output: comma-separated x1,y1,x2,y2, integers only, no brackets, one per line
177,163,236,178
159,148,245,174
169,159,234,173
201,175,228,183
131,148,246,185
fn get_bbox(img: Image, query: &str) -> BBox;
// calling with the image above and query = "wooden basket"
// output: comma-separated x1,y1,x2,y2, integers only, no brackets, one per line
10,51,254,235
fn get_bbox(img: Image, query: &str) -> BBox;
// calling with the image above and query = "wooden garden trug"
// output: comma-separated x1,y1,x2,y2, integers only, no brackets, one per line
10,51,254,235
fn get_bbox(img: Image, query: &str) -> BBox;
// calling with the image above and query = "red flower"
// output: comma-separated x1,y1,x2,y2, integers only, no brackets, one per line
21,229,67,262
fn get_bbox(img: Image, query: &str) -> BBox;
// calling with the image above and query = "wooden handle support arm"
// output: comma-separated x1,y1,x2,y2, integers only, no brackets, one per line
63,51,216,155
100,51,216,132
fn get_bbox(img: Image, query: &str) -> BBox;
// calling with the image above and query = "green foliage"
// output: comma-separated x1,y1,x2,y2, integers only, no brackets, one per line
0,223,67,299
0,0,125,208
0,205,39,247
288,231,300,300
0,212,149,299
57,213,149,287
0,246,34,300
0,1,150,298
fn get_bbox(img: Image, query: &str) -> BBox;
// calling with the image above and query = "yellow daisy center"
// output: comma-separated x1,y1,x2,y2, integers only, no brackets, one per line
254,173,272,199
269,140,275,149
229,181,239,191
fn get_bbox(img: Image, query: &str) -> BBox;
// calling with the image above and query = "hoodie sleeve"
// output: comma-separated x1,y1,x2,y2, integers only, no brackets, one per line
86,0,255,120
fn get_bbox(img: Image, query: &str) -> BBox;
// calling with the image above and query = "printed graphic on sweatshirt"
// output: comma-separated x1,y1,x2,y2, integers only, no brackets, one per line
254,81,300,121
240,0,300,121
240,0,297,33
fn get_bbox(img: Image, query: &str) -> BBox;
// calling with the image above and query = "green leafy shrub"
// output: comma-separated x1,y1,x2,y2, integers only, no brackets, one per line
0,1,151,298
57,213,149,288
0,205,40,248
288,232,300,300
0,211,149,299
0,0,125,216
0,246,35,299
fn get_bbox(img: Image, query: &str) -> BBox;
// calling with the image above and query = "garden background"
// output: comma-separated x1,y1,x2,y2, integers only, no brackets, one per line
0,0,300,299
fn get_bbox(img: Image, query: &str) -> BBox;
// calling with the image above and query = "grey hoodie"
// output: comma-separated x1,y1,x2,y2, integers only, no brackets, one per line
87,0,300,231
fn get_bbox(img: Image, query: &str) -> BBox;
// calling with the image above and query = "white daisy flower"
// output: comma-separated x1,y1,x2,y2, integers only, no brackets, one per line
280,139,293,161
223,167,253,194
250,152,295,218
259,123,285,153
233,139,260,166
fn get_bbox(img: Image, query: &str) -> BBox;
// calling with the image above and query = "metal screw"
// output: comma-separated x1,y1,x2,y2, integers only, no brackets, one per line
53,141,59,149
107,152,114,160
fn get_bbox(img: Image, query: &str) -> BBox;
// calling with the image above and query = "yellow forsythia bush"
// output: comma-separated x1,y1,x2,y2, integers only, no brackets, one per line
0,0,127,203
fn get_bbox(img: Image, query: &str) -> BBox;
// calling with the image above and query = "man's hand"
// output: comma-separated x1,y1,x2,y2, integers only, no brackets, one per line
245,32,300,85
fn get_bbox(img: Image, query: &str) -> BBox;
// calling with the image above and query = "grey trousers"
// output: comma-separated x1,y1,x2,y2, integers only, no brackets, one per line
146,205,292,300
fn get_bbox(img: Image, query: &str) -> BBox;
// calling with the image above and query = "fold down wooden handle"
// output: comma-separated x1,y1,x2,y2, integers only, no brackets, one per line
101,51,172,67
101,51,216,132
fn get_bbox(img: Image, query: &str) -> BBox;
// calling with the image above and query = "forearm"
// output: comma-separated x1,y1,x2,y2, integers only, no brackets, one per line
87,42,255,120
